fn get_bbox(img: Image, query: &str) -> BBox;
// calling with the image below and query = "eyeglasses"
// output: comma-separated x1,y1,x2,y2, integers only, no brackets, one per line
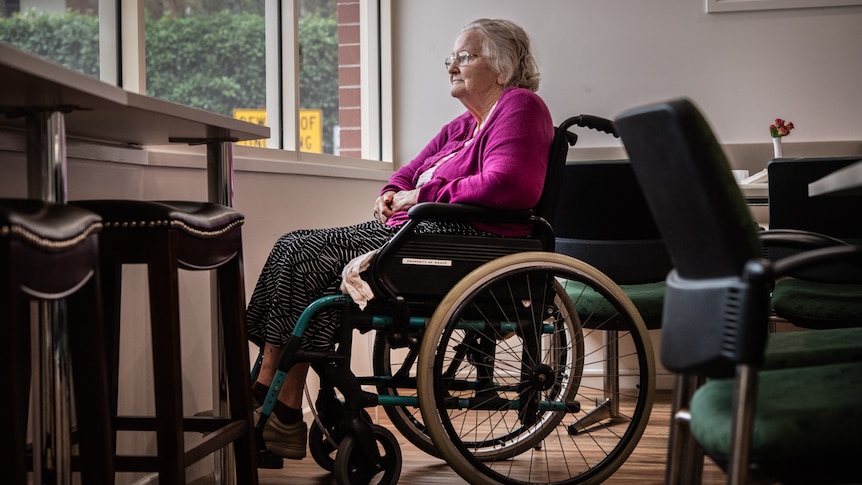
444,51,490,69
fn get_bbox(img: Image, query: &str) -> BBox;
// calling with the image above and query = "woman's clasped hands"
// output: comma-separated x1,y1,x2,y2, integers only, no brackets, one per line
374,189,419,224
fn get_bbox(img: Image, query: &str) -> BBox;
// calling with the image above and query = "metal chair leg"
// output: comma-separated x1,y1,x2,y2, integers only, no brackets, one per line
568,330,620,433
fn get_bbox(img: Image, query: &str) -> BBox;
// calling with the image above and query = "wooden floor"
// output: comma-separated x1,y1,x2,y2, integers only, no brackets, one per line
193,390,729,485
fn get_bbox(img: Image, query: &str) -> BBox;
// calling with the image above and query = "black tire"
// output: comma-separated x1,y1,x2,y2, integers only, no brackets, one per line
308,421,337,472
333,424,402,485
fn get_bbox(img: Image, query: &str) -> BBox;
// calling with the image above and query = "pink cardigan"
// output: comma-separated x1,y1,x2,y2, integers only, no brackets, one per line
382,87,554,236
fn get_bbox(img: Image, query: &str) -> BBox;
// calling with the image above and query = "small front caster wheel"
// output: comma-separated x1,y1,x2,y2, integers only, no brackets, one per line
309,420,338,472
333,424,402,485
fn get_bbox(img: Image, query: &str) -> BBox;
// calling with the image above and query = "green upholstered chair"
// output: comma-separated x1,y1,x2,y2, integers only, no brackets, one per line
615,98,862,485
552,159,670,431
766,157,862,329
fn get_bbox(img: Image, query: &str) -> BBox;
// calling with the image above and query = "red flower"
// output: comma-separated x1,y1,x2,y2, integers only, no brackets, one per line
769,118,795,138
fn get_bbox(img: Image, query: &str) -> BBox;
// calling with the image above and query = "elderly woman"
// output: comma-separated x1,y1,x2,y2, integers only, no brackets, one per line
246,18,554,459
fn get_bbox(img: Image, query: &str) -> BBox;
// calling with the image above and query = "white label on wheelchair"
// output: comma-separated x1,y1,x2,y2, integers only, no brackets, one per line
401,258,453,267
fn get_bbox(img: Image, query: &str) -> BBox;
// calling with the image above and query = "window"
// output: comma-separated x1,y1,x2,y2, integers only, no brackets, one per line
274,0,390,161
0,0,101,78
144,0,268,145
0,0,389,163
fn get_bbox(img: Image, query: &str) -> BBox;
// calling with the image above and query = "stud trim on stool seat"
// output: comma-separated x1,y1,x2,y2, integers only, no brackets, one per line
1,222,103,250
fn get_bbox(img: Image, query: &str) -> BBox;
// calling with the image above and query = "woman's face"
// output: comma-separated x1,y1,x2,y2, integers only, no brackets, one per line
448,30,504,106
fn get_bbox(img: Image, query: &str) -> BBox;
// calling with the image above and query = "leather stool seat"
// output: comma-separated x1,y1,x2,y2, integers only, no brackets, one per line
1,199,102,244
1,198,113,485
71,199,257,484
82,200,245,234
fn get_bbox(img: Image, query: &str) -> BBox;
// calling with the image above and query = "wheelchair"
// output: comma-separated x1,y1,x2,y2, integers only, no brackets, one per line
252,115,656,485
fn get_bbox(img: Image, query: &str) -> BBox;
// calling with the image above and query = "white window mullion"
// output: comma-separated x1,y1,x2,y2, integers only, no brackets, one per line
281,0,300,153
118,0,145,93
265,0,282,149
358,0,377,161
98,0,118,86
359,0,392,163
376,0,393,163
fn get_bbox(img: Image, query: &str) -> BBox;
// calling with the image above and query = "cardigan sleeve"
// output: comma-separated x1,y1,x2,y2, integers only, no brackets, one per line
380,88,554,235
416,89,554,210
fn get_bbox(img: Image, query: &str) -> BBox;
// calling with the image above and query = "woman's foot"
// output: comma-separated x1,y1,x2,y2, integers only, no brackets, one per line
262,413,308,459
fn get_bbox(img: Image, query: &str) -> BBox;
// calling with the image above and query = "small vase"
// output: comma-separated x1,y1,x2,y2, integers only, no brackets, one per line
772,137,783,158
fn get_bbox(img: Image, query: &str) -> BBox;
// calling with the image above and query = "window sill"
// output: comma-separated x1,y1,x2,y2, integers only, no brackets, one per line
0,127,393,182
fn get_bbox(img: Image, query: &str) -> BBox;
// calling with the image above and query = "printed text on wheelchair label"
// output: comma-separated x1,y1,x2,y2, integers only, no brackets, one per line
402,258,453,267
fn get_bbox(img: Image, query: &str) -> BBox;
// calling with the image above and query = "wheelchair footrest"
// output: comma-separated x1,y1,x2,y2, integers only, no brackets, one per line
257,449,284,469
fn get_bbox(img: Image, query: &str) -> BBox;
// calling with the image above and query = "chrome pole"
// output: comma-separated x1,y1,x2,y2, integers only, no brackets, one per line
26,110,71,485
207,140,236,485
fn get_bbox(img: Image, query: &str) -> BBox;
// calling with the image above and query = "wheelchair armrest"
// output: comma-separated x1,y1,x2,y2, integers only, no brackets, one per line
759,228,852,250
769,244,862,280
368,202,549,300
407,202,535,224
760,228,862,282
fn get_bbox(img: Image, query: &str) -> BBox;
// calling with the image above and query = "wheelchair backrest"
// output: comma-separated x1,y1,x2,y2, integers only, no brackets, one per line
553,159,671,284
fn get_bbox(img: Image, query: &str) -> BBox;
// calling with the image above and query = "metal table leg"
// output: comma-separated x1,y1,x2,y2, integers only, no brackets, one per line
208,140,237,485
26,110,71,485
170,136,250,485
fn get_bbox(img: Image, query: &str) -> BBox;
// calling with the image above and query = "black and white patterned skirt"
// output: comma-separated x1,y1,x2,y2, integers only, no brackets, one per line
246,219,495,351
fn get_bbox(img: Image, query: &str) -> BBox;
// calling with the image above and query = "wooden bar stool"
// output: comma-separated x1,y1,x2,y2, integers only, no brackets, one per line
71,199,257,484
0,199,113,485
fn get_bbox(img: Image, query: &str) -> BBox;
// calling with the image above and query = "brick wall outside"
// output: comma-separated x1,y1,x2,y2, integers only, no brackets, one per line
336,0,362,158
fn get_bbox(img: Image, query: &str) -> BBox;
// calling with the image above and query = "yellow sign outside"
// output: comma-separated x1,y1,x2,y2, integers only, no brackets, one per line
232,108,323,153
299,109,323,153
233,109,267,148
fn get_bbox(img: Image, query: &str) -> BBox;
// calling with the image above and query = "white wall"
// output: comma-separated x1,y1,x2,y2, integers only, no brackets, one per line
391,0,862,159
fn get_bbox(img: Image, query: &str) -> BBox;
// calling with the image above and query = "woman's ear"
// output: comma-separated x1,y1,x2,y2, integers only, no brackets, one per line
497,72,506,86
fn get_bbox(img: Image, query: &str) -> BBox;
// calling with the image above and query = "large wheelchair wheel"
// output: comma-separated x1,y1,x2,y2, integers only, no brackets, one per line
372,291,582,461
417,252,655,485
372,332,442,458
419,253,587,462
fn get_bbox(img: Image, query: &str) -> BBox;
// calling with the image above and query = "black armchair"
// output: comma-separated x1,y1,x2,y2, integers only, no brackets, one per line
766,156,862,328
615,98,862,485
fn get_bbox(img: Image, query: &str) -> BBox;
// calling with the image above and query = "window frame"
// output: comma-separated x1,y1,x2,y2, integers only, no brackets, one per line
102,0,392,170
706,0,862,12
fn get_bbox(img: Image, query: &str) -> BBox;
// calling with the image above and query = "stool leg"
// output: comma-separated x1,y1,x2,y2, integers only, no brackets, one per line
1,274,30,485
216,256,258,483
67,273,114,485
100,263,123,424
148,236,186,484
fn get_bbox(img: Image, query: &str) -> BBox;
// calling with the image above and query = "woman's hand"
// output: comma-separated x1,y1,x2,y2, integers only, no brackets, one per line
374,191,396,224
373,189,420,224
390,189,419,213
